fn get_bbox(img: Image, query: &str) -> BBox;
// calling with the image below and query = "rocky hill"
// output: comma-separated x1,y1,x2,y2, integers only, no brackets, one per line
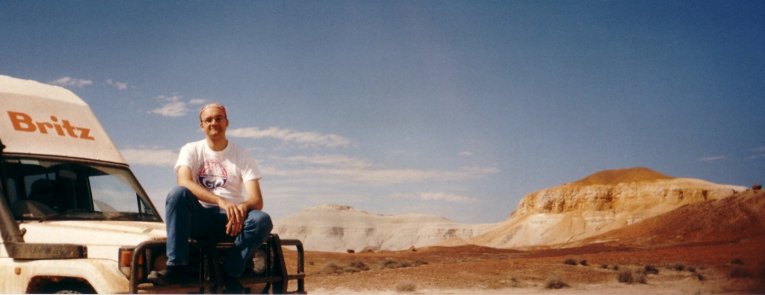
575,188,765,247
273,167,749,252
273,204,495,252
470,167,746,248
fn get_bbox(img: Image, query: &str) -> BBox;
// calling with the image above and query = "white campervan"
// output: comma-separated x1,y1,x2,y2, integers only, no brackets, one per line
0,75,304,294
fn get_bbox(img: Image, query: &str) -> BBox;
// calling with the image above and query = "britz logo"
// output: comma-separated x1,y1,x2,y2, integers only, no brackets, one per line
6,111,94,140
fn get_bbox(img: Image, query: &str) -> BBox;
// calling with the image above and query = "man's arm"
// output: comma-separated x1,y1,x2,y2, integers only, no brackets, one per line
240,179,264,212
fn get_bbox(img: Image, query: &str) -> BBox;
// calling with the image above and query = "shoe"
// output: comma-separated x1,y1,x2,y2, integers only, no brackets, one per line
222,273,244,294
147,266,183,286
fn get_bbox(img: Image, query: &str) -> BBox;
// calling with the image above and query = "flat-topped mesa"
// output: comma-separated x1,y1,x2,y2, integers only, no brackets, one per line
516,167,742,215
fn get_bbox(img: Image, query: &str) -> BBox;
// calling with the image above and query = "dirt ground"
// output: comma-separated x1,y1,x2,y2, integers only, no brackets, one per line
283,236,765,294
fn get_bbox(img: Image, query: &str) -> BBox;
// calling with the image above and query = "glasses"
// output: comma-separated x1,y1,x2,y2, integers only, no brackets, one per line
202,115,226,124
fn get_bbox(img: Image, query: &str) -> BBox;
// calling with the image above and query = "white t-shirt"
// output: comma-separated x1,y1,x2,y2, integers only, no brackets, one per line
174,139,261,209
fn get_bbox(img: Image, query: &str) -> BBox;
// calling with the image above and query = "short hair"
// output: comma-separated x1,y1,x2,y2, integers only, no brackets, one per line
199,103,227,121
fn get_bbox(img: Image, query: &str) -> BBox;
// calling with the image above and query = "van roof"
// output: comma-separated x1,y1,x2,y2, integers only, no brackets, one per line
0,75,126,165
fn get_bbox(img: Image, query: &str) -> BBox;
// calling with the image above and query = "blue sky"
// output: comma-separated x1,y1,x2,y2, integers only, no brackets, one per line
2,0,763,223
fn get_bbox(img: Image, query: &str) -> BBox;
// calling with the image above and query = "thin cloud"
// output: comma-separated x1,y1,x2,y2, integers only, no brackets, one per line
699,155,727,163
49,76,93,88
106,79,129,90
459,150,474,157
120,147,178,166
749,145,765,160
150,95,188,117
277,154,372,168
390,192,478,203
264,162,500,186
228,127,353,148
189,98,206,105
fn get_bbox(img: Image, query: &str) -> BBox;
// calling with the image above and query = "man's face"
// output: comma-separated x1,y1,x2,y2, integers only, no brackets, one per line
199,107,228,140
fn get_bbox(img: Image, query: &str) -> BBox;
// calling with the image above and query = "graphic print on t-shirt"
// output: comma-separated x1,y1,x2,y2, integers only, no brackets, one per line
198,160,228,190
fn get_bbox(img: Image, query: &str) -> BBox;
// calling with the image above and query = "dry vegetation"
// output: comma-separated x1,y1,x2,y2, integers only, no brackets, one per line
282,236,765,294
279,188,765,294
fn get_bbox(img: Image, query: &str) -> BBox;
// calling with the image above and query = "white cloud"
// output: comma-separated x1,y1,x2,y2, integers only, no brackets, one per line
459,150,474,157
276,154,372,168
150,95,188,117
49,76,93,88
106,79,129,90
263,159,499,186
189,98,206,105
749,146,765,160
228,127,353,148
390,192,478,203
120,147,178,166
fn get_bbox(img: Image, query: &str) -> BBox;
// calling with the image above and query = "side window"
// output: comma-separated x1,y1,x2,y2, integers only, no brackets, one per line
5,178,18,203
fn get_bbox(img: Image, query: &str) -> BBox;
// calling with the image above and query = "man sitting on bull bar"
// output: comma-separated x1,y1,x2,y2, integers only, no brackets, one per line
149,103,273,293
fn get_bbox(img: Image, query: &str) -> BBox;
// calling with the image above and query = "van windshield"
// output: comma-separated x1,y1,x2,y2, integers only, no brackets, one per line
2,157,161,222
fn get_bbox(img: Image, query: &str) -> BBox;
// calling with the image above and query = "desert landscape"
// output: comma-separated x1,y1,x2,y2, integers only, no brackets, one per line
275,168,765,294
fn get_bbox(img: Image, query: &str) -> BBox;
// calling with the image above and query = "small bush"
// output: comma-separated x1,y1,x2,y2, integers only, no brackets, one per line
579,259,588,266
321,262,343,275
695,273,706,281
348,260,370,272
730,258,745,265
564,258,578,266
395,281,417,292
601,264,609,269
612,265,620,271
618,270,634,284
381,259,417,270
345,260,369,272
688,266,697,273
634,272,647,284
644,265,659,275
414,259,428,266
544,277,569,289
673,264,685,271
618,270,647,284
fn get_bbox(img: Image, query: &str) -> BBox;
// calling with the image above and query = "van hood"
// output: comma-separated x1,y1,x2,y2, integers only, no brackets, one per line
19,221,166,261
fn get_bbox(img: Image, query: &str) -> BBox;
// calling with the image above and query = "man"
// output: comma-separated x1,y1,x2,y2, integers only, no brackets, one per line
150,103,272,293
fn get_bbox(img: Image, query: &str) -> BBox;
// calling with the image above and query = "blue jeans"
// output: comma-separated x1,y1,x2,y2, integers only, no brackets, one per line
164,186,273,277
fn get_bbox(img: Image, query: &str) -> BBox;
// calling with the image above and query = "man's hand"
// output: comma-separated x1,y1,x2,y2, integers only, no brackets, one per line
219,199,248,236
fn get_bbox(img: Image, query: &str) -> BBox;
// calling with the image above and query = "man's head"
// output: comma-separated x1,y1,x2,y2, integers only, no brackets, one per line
199,103,228,140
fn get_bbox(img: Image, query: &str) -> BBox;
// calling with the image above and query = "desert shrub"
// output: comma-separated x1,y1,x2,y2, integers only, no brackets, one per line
395,280,417,292
345,260,370,273
618,270,646,284
673,264,686,271
321,262,343,275
579,259,588,266
688,266,697,273
414,259,428,266
695,273,706,281
612,265,620,271
544,276,569,289
729,267,752,279
382,259,400,269
381,259,416,269
644,265,659,275
601,264,609,269
634,272,647,284
730,258,745,265
617,270,633,284
563,258,578,266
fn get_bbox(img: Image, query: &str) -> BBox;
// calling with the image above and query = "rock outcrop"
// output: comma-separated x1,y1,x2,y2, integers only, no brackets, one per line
471,167,745,248
273,167,748,252
273,204,495,252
